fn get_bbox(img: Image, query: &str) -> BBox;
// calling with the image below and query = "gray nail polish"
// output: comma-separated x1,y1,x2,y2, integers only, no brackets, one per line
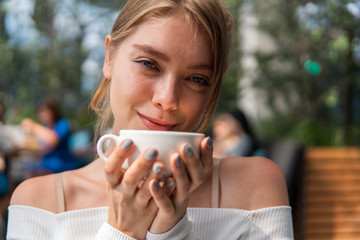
153,181,160,190
122,139,133,150
206,137,213,149
176,156,182,166
145,148,157,161
184,144,194,156
166,179,175,188
152,163,162,174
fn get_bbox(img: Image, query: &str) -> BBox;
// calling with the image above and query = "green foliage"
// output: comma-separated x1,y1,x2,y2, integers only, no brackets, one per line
258,117,339,146
217,0,243,113
249,0,360,146
0,0,118,127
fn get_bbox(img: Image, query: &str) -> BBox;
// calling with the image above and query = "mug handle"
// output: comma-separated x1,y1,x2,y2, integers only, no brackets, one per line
96,134,121,162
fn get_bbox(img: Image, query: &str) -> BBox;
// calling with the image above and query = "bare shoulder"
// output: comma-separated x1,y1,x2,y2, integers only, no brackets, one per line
10,161,107,212
219,156,289,210
10,174,58,213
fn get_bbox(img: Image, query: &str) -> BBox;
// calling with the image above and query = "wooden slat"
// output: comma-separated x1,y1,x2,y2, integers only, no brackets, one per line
305,237,360,240
305,147,360,159
305,175,360,181
304,215,360,224
300,147,360,240
304,204,360,213
305,185,360,192
304,227,360,234
306,165,360,171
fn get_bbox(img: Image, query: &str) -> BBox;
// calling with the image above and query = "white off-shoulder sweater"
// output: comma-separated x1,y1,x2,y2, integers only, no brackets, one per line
7,205,293,239
7,159,294,239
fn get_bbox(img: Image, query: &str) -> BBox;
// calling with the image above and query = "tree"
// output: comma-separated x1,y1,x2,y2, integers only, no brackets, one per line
216,0,244,113
0,0,120,126
247,0,360,146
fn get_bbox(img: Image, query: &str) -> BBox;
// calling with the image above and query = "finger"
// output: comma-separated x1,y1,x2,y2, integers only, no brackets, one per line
170,154,190,199
135,161,165,206
122,148,158,192
149,179,175,215
200,137,213,174
164,178,176,196
180,143,204,184
104,139,134,187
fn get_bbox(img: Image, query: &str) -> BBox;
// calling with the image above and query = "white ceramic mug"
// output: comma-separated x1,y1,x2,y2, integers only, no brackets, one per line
97,130,205,176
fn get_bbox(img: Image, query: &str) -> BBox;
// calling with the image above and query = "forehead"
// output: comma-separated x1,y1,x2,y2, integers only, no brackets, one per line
117,15,213,67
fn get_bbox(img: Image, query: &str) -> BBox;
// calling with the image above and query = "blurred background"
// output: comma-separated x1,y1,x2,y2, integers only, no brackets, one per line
0,0,359,239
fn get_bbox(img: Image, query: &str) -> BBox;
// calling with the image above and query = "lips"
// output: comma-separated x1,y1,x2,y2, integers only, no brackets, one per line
137,112,177,131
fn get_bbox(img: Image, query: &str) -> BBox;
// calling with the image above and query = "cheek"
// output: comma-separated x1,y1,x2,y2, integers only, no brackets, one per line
39,112,51,123
109,71,150,123
110,67,138,102
213,125,224,138
182,92,210,129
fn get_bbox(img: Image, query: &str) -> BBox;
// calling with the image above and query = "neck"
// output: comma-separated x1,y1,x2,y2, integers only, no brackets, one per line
78,158,107,183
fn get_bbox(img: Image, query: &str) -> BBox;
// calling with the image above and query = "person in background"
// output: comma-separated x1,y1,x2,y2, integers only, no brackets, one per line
0,103,15,238
7,1,293,239
21,97,77,175
212,108,265,158
0,103,12,195
0,103,8,170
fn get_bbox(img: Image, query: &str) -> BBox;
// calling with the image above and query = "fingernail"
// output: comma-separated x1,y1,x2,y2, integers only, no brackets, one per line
166,179,175,188
145,148,157,161
176,155,182,167
206,137,213,149
184,144,194,156
152,163,162,175
152,181,160,191
122,139,133,150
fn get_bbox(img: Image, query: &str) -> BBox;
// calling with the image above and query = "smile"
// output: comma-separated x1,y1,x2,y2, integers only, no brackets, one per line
137,112,177,131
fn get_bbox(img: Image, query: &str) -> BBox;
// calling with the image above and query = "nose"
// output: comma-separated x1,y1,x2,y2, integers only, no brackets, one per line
152,74,179,111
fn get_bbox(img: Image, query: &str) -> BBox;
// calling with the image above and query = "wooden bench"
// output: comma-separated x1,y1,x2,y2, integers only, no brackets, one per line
299,147,360,240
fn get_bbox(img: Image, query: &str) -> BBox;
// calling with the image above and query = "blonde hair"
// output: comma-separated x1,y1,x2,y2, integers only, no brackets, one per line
91,0,233,138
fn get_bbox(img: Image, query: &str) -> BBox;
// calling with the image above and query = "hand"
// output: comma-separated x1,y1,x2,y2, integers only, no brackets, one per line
104,139,169,239
148,136,213,234
21,118,36,133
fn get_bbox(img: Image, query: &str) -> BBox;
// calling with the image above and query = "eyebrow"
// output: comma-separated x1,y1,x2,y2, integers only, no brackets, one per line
133,44,170,62
189,63,213,72
132,44,213,72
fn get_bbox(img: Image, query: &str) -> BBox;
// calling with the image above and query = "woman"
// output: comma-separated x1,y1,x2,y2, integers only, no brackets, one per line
212,109,263,158
8,0,294,239
21,98,77,175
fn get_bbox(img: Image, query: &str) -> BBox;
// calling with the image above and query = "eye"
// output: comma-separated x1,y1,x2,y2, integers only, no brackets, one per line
132,58,159,71
187,76,211,87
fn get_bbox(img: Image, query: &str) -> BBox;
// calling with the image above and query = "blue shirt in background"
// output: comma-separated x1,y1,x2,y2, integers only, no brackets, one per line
41,119,77,173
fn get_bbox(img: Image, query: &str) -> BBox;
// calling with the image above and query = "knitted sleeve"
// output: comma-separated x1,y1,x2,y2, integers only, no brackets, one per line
7,206,55,240
247,206,294,239
95,223,137,240
146,212,196,240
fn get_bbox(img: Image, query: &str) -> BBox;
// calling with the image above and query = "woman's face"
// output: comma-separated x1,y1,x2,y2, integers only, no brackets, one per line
103,15,213,133
212,114,239,139
38,106,54,126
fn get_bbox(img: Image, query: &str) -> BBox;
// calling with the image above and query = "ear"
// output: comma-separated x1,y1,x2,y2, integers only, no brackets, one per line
103,35,112,79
